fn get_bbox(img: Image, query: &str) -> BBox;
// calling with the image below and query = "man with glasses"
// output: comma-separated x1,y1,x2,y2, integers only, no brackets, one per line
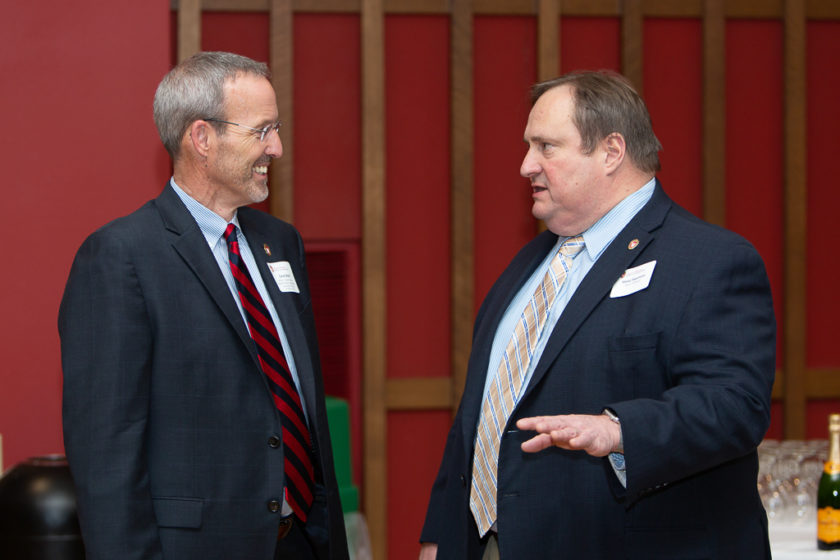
59,52,348,560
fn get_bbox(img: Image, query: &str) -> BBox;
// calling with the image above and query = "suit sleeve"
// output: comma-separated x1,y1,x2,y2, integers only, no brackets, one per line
420,413,462,544
609,239,776,500
59,229,163,560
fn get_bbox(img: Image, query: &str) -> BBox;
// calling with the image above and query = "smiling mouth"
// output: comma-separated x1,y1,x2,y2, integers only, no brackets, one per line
253,165,269,175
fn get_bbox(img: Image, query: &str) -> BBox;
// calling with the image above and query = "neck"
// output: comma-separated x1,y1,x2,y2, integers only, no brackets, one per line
612,165,654,196
173,163,238,222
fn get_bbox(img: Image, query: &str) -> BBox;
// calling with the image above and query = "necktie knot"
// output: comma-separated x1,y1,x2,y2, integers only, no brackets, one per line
223,223,238,244
559,235,585,258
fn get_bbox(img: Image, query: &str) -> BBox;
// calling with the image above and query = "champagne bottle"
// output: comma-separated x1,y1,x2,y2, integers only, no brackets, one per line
818,413,840,550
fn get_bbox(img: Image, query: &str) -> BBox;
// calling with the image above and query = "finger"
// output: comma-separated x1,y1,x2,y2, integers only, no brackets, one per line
516,416,547,430
568,431,611,456
548,428,581,449
564,431,593,450
521,433,553,453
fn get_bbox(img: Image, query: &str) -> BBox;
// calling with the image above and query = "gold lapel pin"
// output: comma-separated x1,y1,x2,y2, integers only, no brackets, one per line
263,244,272,256
628,239,639,250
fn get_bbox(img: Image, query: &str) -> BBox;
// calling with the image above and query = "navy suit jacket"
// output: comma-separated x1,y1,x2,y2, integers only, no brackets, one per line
422,182,775,559
59,184,348,560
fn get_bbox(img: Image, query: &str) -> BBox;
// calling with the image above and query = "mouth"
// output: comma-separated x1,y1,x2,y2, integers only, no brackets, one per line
253,164,269,175
531,184,547,195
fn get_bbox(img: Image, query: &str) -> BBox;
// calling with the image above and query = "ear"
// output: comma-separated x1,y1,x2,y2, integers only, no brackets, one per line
183,120,213,159
602,132,626,173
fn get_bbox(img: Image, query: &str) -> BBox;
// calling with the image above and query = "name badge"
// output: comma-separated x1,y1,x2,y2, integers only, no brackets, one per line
267,261,300,293
610,260,656,298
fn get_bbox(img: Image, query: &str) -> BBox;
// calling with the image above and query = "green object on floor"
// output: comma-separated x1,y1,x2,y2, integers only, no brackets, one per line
325,396,359,513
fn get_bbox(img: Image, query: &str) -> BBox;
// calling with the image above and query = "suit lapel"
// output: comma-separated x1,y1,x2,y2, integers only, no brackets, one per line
521,183,673,401
154,185,259,368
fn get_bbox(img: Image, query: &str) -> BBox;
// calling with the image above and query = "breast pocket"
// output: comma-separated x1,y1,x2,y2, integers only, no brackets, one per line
607,332,664,398
153,496,203,529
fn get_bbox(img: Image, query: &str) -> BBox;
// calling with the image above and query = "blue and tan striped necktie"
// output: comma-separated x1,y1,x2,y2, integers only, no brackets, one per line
469,235,585,536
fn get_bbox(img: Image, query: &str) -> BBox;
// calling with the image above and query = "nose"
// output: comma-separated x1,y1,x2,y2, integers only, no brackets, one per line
520,147,539,178
265,128,283,158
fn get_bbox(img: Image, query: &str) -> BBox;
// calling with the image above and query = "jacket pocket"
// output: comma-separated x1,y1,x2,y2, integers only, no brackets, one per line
152,496,204,529
607,332,663,398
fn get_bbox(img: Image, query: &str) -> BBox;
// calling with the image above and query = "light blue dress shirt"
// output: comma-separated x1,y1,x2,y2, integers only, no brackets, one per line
170,179,308,418
481,178,656,486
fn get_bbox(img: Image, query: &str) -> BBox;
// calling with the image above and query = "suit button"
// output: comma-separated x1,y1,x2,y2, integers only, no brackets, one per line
268,435,281,448
460,475,467,487
268,499,281,513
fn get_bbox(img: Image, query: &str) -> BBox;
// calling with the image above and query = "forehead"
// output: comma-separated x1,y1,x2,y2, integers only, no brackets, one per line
524,84,577,138
222,73,278,122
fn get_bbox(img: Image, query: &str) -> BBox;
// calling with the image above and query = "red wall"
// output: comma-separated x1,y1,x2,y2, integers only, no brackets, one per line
0,0,170,469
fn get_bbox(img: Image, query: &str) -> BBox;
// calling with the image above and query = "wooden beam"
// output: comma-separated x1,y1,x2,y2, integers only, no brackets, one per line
386,378,453,409
782,0,807,439
174,0,840,17
725,0,782,18
450,0,474,414
473,0,534,14
772,369,783,400
621,0,643,95
361,0,387,556
177,0,201,62
177,0,840,18
538,0,560,81
643,0,703,17
808,0,840,19
560,0,624,16
269,0,294,222
806,370,840,398
702,0,725,227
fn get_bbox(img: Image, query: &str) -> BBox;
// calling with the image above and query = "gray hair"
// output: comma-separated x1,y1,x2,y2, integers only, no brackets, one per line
153,51,270,159
531,71,662,173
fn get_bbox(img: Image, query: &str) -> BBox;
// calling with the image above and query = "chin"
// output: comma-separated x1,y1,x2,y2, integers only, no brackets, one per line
248,185,269,204
531,207,550,224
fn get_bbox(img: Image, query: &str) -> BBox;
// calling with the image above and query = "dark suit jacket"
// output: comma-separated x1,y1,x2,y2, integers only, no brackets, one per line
59,184,349,560
421,182,775,559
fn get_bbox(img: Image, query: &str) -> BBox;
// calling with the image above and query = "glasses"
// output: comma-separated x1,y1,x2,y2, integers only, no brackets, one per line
205,118,282,142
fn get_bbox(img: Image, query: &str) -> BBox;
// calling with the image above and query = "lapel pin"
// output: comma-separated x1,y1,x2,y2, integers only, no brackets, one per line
263,244,272,256
628,239,639,250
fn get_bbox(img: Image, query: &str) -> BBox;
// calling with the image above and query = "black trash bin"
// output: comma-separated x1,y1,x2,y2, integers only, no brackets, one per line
0,455,85,559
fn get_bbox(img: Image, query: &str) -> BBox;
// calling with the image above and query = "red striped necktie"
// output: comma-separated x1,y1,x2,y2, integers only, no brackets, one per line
223,224,315,522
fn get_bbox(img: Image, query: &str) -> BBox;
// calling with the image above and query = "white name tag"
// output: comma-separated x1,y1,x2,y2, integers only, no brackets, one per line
267,261,300,293
610,260,656,298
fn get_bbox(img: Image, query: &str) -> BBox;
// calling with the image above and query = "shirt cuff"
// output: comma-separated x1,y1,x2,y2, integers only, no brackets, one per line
608,452,627,487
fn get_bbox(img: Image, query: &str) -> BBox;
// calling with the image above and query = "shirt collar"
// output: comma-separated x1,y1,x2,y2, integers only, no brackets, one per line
169,177,241,247
574,177,656,261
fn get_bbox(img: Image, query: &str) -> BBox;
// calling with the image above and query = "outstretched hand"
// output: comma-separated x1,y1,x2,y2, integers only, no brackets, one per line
516,414,621,457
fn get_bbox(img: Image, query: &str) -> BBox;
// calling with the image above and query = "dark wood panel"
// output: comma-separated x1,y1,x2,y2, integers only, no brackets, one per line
178,0,201,61
270,0,294,223
361,0,387,556
783,0,808,439
450,0,474,414
622,0,644,94
539,0,560,80
173,0,840,17
703,0,726,227
387,378,453,409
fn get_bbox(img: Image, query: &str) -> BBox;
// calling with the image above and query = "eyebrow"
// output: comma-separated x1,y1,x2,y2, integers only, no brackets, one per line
524,135,558,145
